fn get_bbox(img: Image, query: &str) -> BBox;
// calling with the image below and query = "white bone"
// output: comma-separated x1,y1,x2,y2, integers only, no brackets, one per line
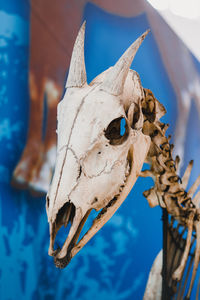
186,221,200,298
172,212,194,281
143,187,165,208
188,175,200,198
192,190,200,208
181,160,193,189
143,250,162,300
101,30,149,96
66,21,87,88
71,133,151,259
46,25,200,298
47,25,151,265
56,207,82,259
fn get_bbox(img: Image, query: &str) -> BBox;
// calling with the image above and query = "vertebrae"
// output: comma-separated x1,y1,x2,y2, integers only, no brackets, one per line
141,88,200,297
141,88,199,219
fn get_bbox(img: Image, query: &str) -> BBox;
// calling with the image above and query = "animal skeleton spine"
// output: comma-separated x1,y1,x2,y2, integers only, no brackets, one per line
46,23,200,298
141,89,200,298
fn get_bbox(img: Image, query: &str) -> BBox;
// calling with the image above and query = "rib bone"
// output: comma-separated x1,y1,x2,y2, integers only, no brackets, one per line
172,212,194,281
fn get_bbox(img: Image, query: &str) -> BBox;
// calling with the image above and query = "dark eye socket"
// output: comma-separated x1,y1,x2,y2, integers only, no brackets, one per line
104,117,129,145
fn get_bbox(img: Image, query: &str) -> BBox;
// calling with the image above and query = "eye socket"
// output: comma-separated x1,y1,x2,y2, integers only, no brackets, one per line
104,117,129,145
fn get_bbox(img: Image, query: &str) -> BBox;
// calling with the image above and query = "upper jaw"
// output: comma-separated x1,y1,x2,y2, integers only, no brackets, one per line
48,157,132,268
47,133,150,268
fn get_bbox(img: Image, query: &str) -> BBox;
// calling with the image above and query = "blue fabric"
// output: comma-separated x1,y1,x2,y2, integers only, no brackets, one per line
0,2,199,299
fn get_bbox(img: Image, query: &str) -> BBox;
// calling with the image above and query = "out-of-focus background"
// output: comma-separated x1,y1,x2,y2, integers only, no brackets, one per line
0,0,200,299
148,0,200,60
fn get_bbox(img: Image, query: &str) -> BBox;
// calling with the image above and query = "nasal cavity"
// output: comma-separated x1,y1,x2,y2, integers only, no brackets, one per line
56,202,76,228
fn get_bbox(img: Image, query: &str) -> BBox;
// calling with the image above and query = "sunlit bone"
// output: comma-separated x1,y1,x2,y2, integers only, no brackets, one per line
46,23,150,267
46,23,200,300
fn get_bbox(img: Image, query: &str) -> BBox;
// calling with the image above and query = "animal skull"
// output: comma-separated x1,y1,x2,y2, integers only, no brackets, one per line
46,22,151,268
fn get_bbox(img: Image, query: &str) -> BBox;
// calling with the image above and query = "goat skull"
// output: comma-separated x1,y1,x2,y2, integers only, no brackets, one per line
46,22,150,268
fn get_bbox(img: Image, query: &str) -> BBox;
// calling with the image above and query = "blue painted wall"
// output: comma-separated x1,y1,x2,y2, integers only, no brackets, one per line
0,2,199,299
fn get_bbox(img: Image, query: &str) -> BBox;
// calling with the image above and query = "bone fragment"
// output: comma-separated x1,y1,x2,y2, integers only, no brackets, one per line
143,250,162,300
181,160,193,189
188,175,200,198
71,134,150,259
56,208,82,259
172,212,194,281
192,191,200,208
186,221,200,299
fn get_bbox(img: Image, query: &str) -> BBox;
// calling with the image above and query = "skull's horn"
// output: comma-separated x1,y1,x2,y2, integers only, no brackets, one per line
101,30,150,96
66,21,87,88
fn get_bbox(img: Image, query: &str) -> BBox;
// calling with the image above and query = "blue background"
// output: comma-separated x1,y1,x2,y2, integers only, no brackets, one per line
0,2,200,299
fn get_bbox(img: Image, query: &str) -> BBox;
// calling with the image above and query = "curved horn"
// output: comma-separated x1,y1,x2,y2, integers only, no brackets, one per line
66,21,87,88
101,30,150,96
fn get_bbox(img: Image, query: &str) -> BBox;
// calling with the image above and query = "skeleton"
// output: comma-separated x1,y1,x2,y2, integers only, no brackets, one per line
46,23,200,298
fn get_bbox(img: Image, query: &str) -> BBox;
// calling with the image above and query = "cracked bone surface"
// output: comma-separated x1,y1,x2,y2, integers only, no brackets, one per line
46,23,150,268
46,23,200,298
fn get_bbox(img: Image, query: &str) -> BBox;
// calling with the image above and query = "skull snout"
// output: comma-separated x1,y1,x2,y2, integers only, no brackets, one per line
47,147,90,266
48,147,80,220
